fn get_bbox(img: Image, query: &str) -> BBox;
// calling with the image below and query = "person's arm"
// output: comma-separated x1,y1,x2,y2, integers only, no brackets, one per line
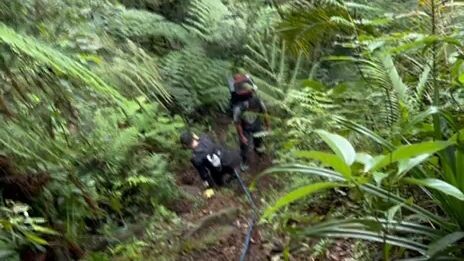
233,105,248,144
260,99,271,130
263,113,271,130
235,123,248,144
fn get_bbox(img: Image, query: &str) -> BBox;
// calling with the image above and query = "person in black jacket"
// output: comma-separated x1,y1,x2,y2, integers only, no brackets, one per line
180,131,240,189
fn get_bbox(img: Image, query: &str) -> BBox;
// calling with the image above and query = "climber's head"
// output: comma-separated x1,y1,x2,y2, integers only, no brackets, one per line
180,130,199,149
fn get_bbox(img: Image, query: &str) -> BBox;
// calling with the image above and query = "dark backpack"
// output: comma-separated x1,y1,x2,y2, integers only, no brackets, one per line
228,74,256,110
194,135,224,172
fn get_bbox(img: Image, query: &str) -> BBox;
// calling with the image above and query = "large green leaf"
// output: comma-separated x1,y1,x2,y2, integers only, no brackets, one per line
25,232,48,245
404,107,439,131
459,73,464,85
256,164,449,227
428,232,464,257
309,229,427,254
294,219,429,254
397,154,431,177
369,140,452,172
404,178,464,201
309,218,439,238
380,53,408,101
386,204,402,222
294,151,351,178
32,225,59,235
261,182,342,220
315,130,356,165
355,153,380,173
333,116,395,151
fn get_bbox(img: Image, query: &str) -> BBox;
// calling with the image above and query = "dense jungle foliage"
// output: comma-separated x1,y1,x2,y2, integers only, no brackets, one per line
1,0,464,260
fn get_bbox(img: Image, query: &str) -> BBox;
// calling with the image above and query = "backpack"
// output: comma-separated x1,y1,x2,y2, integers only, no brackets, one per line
206,150,222,169
194,135,225,172
228,74,257,110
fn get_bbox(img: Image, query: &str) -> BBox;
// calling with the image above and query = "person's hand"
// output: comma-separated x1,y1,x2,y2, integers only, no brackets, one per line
203,188,215,199
202,181,210,188
240,135,248,145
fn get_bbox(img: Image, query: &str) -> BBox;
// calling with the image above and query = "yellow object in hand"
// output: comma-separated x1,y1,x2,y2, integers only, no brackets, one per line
203,188,215,199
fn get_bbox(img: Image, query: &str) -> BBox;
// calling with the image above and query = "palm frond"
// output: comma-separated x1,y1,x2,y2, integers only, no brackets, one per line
279,1,353,54
243,34,304,107
256,164,449,227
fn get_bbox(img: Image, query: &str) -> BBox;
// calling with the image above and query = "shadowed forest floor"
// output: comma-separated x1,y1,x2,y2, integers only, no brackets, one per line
175,156,272,261
75,117,362,261
165,118,356,261
170,116,277,261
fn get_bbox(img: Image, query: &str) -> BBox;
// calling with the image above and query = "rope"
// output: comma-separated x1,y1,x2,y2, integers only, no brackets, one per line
234,169,258,215
239,217,256,261
233,169,259,261
234,131,274,260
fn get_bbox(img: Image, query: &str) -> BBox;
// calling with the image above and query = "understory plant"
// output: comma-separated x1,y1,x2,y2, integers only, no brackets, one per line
259,120,464,259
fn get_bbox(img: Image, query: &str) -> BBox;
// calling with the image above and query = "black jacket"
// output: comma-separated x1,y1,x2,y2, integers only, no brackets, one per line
191,134,240,182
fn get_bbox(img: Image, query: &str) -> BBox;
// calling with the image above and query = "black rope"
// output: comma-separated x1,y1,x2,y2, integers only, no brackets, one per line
234,169,258,215
239,217,256,261
233,169,259,261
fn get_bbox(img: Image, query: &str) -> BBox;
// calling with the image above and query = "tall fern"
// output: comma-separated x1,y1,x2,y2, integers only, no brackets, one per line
96,40,172,105
184,0,230,41
106,8,191,46
0,22,125,104
184,0,267,51
160,46,230,114
242,33,303,108
279,0,352,54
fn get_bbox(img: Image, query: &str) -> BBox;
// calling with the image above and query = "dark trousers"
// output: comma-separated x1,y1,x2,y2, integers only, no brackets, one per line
240,121,263,164
209,165,239,187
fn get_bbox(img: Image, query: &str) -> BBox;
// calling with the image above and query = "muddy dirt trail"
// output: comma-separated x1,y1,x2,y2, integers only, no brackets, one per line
173,117,278,261
166,116,358,261
175,154,276,260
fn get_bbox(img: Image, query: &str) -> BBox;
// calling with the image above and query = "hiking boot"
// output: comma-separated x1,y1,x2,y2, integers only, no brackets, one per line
240,163,249,172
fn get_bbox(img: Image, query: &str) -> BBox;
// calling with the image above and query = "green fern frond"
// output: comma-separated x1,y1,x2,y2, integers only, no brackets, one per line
106,8,191,45
279,1,352,54
184,0,267,50
0,113,77,166
291,0,344,9
184,0,230,41
160,46,230,113
0,22,125,104
97,40,172,105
